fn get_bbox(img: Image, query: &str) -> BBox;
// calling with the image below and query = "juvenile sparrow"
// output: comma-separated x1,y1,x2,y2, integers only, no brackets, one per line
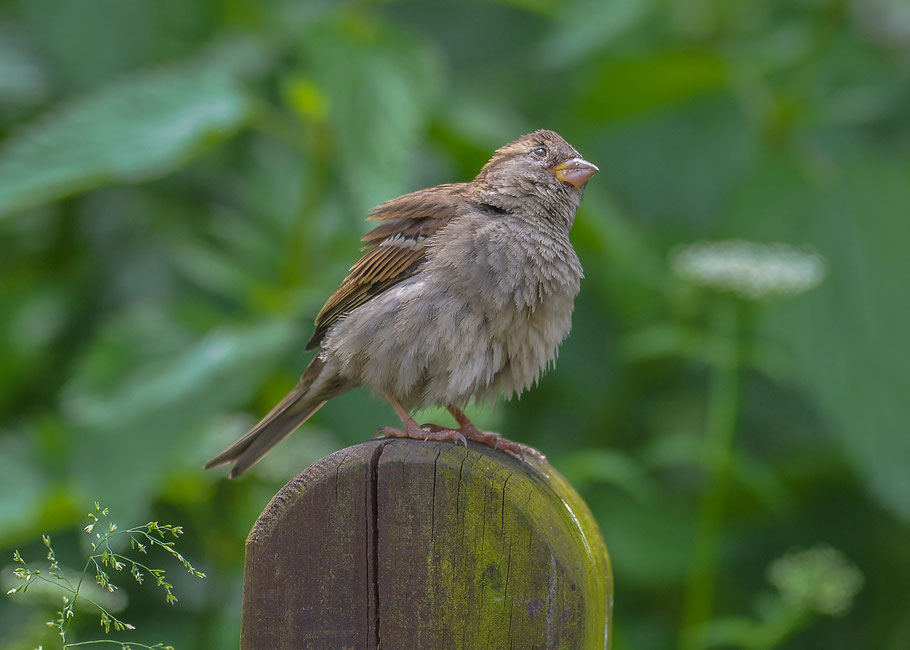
205,129,597,477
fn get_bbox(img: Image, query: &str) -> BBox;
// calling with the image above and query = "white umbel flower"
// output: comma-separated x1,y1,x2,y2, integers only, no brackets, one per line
670,240,827,299
768,545,864,616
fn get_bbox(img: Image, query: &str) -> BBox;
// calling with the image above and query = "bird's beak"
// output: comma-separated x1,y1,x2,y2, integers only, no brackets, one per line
551,158,599,189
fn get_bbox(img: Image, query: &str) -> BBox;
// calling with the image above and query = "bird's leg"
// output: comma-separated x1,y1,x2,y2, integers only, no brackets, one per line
377,394,467,447
446,405,546,461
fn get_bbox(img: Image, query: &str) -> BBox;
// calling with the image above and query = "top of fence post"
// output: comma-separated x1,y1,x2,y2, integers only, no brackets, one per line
242,438,613,649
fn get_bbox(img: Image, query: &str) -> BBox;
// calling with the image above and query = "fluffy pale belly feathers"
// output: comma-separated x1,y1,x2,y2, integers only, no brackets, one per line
321,244,581,411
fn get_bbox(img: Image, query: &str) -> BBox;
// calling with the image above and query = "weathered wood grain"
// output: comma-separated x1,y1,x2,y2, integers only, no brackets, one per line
242,439,612,649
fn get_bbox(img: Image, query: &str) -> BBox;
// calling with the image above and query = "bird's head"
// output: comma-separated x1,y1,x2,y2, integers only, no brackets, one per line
474,129,598,226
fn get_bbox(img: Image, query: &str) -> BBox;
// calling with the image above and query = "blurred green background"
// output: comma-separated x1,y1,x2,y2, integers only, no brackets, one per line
2,0,909,648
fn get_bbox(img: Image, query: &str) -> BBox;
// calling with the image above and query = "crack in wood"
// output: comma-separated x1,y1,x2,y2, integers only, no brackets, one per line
367,442,387,649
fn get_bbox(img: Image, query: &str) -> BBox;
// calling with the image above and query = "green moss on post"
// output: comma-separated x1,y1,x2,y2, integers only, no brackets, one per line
242,439,613,649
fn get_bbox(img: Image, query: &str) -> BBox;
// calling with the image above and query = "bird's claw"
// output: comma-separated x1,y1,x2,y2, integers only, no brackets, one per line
376,424,468,448
376,422,543,460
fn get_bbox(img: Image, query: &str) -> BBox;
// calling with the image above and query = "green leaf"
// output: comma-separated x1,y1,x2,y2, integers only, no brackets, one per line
589,99,755,234
299,15,440,215
576,51,727,124
728,156,910,521
0,41,263,218
0,25,51,107
541,0,654,68
558,448,661,503
0,434,47,539
435,93,529,152
61,315,298,514
593,493,693,587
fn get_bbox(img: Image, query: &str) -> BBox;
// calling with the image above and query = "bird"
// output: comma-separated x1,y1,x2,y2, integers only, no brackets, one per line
205,129,598,477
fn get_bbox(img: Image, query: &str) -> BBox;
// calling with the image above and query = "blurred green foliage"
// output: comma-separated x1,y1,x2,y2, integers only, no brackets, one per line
1,0,909,648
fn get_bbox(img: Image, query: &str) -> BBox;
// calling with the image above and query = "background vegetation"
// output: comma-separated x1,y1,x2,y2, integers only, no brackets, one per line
2,1,908,648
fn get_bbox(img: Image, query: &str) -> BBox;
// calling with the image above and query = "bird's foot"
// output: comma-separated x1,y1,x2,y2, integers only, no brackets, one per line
443,404,546,462
456,423,546,462
376,423,544,460
376,422,468,447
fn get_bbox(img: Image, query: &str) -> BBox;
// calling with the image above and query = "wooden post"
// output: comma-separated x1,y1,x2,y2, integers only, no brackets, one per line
241,439,613,649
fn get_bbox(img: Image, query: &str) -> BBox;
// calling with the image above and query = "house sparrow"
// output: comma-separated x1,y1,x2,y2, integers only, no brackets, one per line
205,129,597,477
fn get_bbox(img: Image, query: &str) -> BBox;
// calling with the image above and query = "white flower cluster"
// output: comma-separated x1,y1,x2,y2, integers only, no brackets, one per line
768,544,864,616
670,240,827,299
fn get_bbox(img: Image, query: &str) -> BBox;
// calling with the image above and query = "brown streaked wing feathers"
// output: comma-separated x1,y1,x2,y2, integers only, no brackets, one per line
366,184,463,221
304,184,468,350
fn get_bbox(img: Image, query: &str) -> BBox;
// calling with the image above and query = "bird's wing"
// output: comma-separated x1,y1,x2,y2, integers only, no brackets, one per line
305,184,467,350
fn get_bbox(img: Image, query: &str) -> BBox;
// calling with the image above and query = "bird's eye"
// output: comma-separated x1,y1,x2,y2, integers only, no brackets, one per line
531,146,547,158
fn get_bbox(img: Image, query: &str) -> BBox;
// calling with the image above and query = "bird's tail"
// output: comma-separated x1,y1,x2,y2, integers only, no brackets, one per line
204,356,343,478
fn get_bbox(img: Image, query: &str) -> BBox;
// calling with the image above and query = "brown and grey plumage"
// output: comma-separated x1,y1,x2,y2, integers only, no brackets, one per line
205,129,598,477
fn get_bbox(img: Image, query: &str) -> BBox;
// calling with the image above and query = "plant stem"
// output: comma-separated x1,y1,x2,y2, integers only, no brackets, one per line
754,605,810,650
681,299,746,649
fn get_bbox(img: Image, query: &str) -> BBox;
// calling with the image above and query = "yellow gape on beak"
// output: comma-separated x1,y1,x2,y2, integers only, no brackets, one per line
551,158,599,189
